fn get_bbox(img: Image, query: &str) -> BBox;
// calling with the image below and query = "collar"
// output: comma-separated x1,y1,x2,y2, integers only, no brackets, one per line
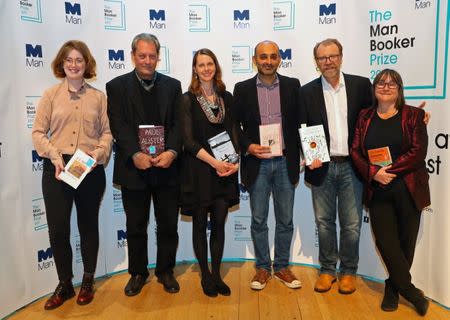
321,72,345,92
256,74,279,89
63,78,87,94
135,70,158,91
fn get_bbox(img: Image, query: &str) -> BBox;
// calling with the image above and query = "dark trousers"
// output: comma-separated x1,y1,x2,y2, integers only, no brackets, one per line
121,185,179,277
369,179,421,293
42,158,106,281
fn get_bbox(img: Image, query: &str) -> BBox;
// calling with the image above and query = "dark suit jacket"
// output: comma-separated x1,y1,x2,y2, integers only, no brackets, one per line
350,105,430,210
106,71,182,189
233,74,301,188
299,73,373,186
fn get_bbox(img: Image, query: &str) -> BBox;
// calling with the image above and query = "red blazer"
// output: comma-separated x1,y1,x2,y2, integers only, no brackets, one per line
350,105,430,210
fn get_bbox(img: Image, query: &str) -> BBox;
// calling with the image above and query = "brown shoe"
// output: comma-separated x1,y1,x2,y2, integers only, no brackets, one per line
77,274,94,305
274,268,301,289
44,281,75,310
314,274,337,293
250,268,271,290
339,275,357,294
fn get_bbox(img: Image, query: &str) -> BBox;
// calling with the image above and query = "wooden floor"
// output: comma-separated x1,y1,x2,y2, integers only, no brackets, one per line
8,262,449,320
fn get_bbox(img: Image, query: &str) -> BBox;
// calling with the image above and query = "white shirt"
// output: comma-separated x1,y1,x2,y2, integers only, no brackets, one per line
321,73,349,156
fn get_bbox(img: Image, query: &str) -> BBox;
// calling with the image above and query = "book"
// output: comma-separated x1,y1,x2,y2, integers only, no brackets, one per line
368,146,392,167
138,125,165,157
298,124,330,165
58,149,96,189
259,123,282,156
207,131,239,164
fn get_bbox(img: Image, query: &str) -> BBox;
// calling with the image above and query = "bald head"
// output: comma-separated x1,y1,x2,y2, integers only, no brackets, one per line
254,40,280,57
252,40,281,82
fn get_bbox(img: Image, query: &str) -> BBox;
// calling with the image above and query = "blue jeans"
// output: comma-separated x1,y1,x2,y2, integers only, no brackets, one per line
249,157,295,272
312,161,363,275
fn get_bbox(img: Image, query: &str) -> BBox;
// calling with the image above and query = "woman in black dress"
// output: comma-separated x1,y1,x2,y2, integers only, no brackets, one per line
179,48,239,297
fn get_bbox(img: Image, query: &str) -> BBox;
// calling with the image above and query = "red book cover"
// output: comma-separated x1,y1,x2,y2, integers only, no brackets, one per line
138,125,165,156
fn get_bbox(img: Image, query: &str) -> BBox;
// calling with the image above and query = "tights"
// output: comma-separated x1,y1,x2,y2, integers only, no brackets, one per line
192,198,229,278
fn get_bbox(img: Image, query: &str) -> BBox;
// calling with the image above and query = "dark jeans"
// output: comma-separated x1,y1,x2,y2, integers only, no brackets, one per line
311,161,363,275
370,179,421,292
42,157,106,281
121,185,179,277
248,157,295,272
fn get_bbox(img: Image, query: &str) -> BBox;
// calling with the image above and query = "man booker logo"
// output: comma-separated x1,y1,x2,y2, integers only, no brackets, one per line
318,3,336,24
25,44,43,68
117,229,127,248
32,150,43,172
233,10,250,29
149,9,166,29
37,247,54,271
279,48,292,68
65,1,82,24
108,49,125,70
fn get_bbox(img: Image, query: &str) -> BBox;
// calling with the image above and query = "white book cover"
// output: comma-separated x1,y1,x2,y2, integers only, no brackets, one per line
58,149,96,189
259,123,282,156
207,131,239,164
299,124,330,165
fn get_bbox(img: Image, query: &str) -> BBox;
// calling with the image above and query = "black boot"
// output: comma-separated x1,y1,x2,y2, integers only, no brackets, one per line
201,273,218,297
213,274,231,296
401,286,429,316
381,280,399,311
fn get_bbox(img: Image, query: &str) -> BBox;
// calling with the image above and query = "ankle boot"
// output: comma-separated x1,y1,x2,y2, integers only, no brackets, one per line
401,286,429,316
213,274,231,296
381,280,399,311
77,273,95,305
201,273,218,297
44,280,75,310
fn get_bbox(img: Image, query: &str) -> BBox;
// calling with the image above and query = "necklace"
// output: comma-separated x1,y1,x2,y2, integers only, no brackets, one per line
200,86,219,109
377,108,398,119
196,93,225,123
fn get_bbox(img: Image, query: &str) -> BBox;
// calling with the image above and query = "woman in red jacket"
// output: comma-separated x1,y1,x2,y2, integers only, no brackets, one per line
350,69,430,316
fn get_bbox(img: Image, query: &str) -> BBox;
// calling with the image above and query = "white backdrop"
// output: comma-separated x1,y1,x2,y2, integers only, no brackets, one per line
1,0,449,317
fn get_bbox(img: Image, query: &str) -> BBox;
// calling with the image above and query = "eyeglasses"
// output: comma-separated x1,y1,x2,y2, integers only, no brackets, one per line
64,58,85,66
376,81,399,89
315,54,341,63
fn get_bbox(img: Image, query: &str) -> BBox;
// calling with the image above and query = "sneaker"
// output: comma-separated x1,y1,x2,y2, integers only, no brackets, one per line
250,268,271,290
274,268,302,289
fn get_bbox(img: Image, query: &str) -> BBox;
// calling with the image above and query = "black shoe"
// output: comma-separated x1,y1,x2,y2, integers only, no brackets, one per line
44,281,75,310
157,273,180,293
401,286,429,316
381,280,399,312
213,275,231,296
124,274,148,296
201,275,218,297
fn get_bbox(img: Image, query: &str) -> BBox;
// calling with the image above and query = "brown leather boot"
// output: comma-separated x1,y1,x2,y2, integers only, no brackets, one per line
339,275,357,294
314,274,336,292
44,280,75,310
77,274,94,305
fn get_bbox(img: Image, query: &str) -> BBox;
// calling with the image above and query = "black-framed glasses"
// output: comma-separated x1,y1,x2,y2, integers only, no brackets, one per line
376,81,399,89
315,54,341,63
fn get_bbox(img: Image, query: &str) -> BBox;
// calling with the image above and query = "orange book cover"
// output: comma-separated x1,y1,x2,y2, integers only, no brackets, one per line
367,146,392,167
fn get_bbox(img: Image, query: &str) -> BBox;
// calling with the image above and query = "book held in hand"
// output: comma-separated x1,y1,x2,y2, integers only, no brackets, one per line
259,123,282,156
298,124,330,165
368,146,392,167
138,125,165,157
58,149,96,189
208,131,239,164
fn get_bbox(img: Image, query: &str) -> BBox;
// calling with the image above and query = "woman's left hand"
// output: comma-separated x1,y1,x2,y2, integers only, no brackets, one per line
216,162,239,177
